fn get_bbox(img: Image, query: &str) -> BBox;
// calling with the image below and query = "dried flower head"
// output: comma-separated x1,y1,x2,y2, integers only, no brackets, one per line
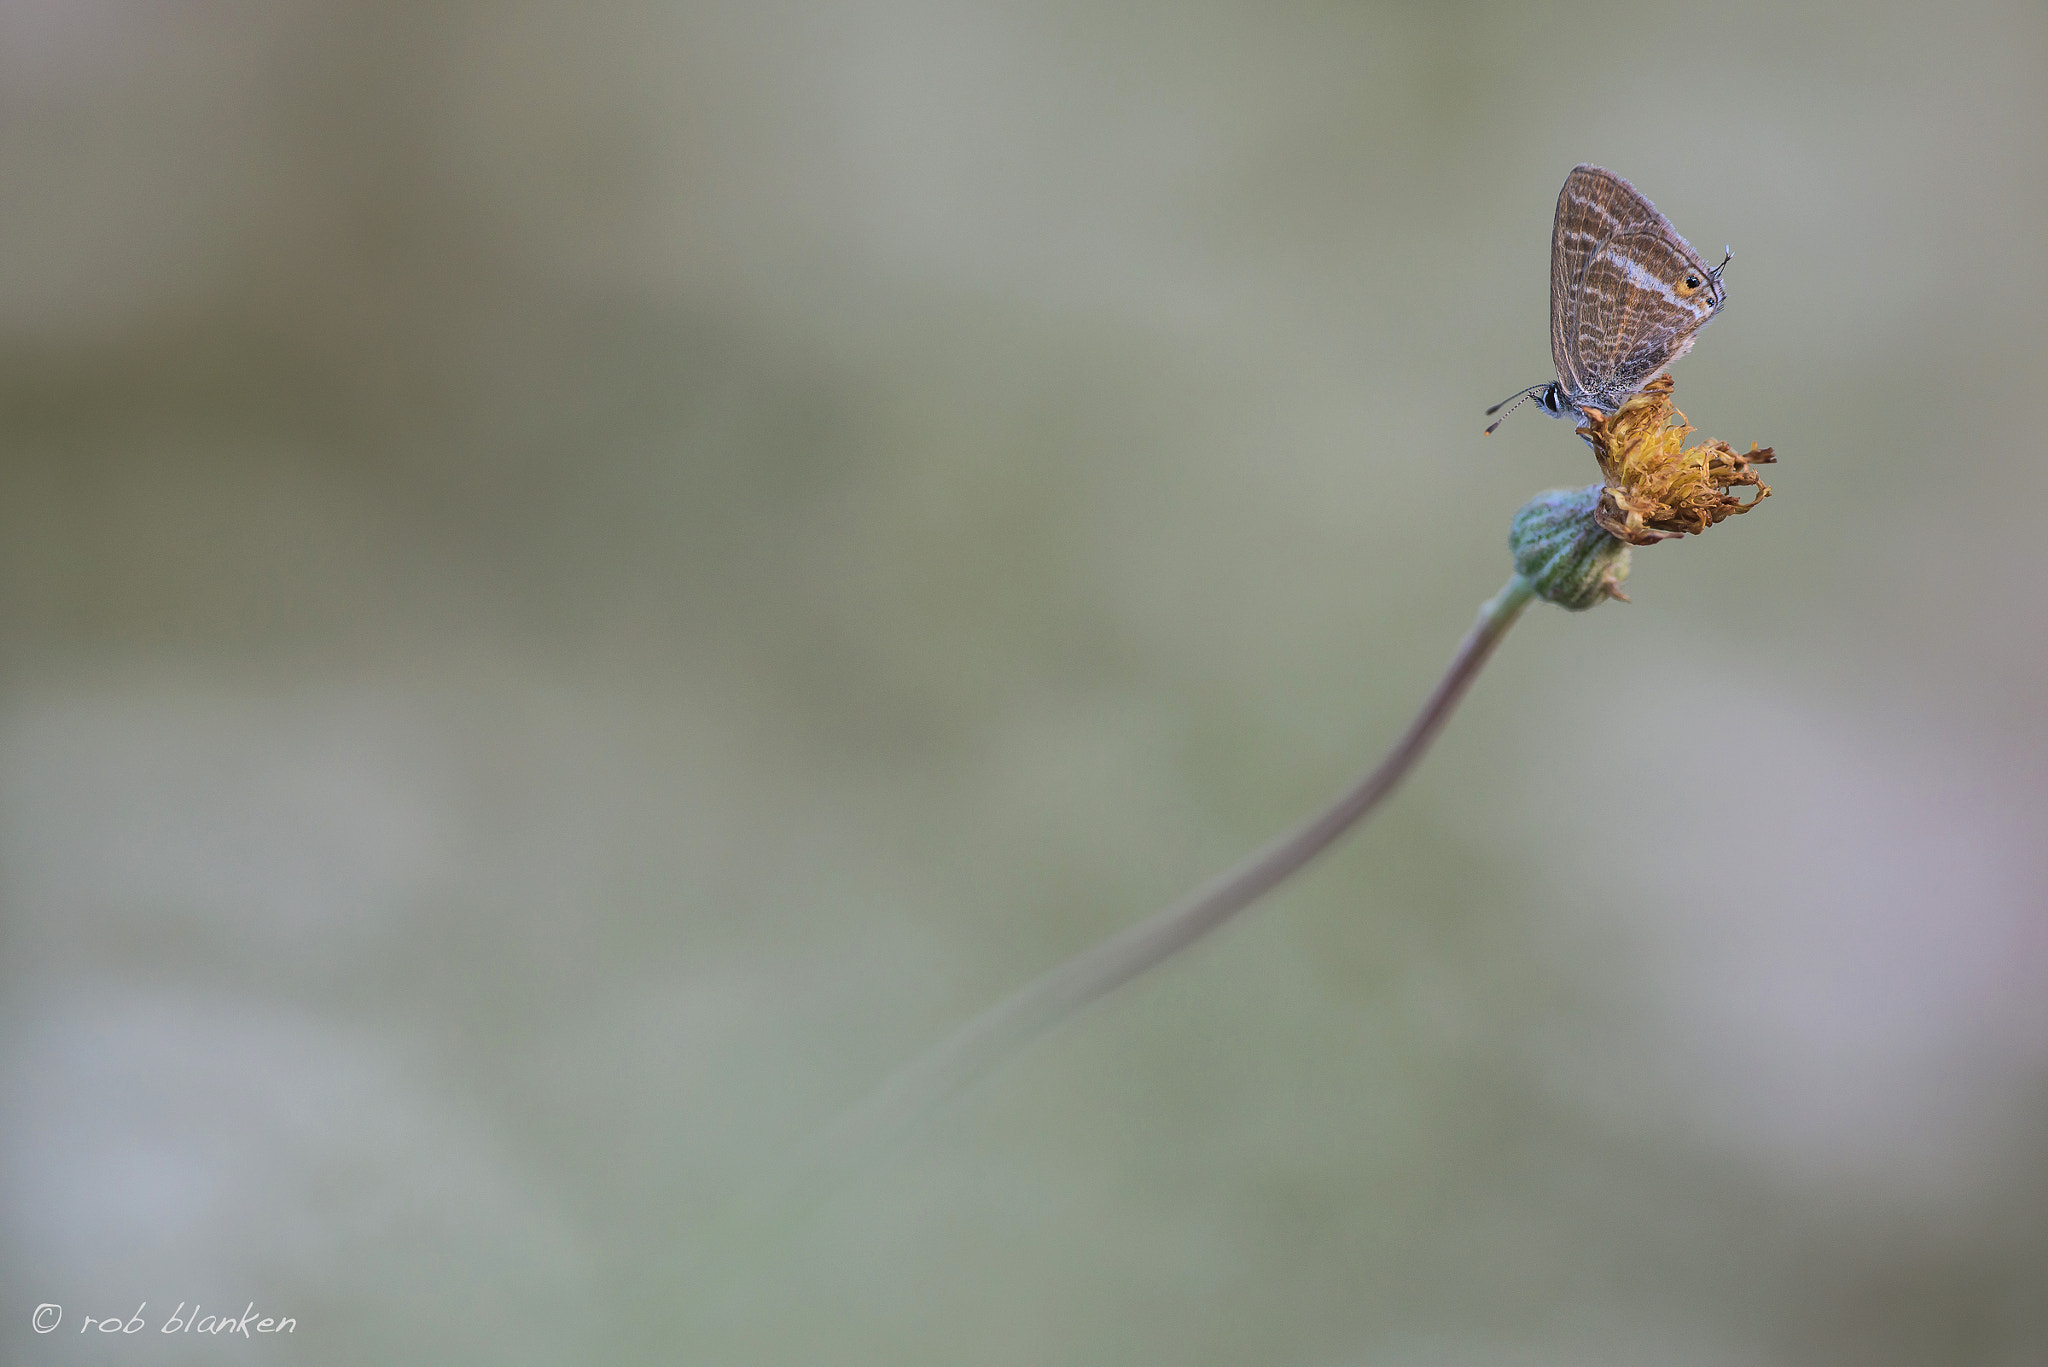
1578,374,1775,545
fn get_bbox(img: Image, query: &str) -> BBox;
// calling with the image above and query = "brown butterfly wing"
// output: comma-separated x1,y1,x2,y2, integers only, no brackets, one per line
1549,166,1639,403
1550,165,1724,413
1572,230,1722,408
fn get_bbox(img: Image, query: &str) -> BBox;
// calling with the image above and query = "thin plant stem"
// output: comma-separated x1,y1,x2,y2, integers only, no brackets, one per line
810,571,1538,1176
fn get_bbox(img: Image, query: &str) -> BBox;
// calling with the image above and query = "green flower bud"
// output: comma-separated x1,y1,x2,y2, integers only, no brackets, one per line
1509,484,1631,610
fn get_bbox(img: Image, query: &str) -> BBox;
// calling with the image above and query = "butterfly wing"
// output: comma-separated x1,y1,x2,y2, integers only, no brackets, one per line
1550,165,1725,413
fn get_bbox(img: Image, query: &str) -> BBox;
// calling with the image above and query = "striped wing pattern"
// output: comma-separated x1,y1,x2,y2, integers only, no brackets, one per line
1549,165,1725,414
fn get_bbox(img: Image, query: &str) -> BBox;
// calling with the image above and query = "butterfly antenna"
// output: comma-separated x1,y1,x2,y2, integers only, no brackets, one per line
1711,246,1733,280
1483,384,1545,435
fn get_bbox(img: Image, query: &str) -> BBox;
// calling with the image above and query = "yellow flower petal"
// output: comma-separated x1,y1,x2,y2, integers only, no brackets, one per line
1575,375,1775,547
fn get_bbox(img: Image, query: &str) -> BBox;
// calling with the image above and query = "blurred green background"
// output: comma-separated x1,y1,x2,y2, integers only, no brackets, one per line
4,1,2045,1363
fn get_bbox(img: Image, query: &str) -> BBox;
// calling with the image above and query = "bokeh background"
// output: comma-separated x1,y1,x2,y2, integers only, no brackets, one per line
4,1,2046,1363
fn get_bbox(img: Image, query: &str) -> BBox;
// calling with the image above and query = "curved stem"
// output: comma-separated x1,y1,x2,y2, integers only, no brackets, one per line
811,573,1537,1173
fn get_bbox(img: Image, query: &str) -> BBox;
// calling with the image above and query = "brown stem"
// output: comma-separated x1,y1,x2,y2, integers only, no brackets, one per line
810,573,1538,1173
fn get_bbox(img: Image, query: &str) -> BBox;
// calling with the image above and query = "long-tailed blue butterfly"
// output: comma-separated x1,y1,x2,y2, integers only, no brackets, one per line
1488,164,1729,433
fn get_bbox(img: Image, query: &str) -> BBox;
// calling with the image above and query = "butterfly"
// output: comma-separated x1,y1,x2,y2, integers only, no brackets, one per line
1487,164,1729,433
